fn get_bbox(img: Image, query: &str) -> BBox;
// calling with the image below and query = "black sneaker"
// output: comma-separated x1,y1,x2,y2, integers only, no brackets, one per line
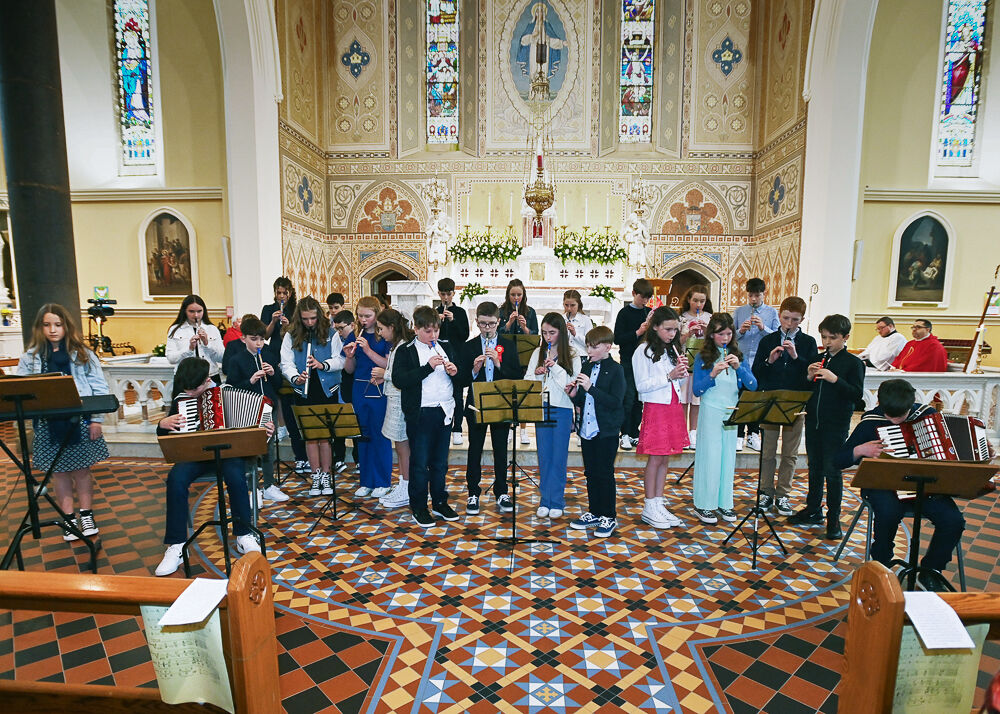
62,517,80,542
775,496,794,517
412,509,436,528
757,494,773,511
79,510,99,536
918,571,950,592
788,509,824,526
466,495,480,515
497,494,513,513
431,503,460,522
717,508,737,523
693,507,718,524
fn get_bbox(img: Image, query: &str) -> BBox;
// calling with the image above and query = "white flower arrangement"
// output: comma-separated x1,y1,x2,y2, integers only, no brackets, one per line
589,285,617,302
554,228,627,266
459,282,488,303
449,227,523,265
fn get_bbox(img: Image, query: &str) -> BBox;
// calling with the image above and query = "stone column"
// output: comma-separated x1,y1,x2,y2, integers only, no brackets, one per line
0,0,81,340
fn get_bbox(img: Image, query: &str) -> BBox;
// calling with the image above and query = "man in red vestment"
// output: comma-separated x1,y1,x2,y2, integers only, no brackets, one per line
891,319,949,372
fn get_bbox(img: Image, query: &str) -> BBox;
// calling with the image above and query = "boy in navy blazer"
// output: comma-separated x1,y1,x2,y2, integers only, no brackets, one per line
459,301,521,515
391,306,465,528
567,326,626,538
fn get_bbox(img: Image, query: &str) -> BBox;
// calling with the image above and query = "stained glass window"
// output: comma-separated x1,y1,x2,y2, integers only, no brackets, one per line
427,1,459,144
619,0,655,143
936,0,989,168
114,0,156,170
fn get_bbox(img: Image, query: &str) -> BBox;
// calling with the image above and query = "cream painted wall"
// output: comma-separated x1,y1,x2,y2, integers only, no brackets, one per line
853,0,1000,365
0,0,231,350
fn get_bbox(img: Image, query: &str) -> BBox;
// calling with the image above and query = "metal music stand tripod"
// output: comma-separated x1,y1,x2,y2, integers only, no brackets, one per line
159,427,269,577
293,403,374,537
722,388,812,568
0,375,116,573
471,379,558,568
851,457,997,591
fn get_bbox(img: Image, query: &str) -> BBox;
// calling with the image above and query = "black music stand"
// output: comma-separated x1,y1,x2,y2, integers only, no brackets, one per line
293,403,374,536
721,389,812,569
512,335,542,375
273,379,304,486
0,375,115,574
159,427,268,577
851,458,997,591
471,379,557,568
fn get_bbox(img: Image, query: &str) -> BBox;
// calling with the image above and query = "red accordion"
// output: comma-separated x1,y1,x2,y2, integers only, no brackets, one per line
877,412,990,462
176,386,273,432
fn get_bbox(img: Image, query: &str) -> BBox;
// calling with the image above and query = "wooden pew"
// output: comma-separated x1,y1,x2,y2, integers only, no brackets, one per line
0,552,279,713
840,560,1000,712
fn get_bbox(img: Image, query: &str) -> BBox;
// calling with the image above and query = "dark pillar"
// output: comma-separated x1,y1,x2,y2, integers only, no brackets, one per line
0,0,80,342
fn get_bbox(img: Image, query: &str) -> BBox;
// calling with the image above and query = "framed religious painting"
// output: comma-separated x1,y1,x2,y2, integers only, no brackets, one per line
138,207,199,300
887,210,955,307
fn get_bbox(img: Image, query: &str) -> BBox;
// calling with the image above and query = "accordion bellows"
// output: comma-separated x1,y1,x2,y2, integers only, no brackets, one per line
177,386,273,432
878,413,990,462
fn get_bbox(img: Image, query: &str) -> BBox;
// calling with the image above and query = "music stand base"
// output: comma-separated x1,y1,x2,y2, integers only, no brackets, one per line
182,517,266,578
1,519,100,574
891,559,955,592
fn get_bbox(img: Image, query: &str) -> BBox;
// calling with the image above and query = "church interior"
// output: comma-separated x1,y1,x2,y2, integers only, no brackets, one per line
2,0,1000,712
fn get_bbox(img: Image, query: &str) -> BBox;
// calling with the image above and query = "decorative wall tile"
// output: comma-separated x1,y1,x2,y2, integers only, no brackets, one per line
655,0,685,156
282,156,326,229
655,185,730,235
704,179,750,232
279,0,322,145
755,154,801,230
759,0,810,147
687,0,754,151
397,0,423,156
329,180,366,231
352,183,425,233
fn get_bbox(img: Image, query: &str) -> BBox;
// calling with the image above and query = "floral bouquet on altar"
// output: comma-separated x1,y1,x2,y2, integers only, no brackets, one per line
554,228,627,266
449,228,522,265
459,282,488,304
589,285,617,303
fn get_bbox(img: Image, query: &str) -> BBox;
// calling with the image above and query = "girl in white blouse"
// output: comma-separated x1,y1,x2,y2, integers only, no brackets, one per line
526,312,581,519
165,295,225,381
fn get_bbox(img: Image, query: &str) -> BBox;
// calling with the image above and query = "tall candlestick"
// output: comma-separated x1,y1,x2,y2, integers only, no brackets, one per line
508,192,513,226
584,196,589,226
605,195,610,226
487,194,492,225
465,193,470,224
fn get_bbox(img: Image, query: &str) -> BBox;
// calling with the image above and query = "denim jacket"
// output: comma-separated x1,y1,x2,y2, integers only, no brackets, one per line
280,332,345,398
17,348,111,422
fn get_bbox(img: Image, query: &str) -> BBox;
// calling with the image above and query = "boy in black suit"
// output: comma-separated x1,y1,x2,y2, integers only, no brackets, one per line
567,326,626,537
224,316,288,504
788,314,866,539
437,278,470,445
459,301,520,515
391,305,464,528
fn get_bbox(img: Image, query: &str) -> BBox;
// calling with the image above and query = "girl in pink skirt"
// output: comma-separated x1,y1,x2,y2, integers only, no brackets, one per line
632,306,690,529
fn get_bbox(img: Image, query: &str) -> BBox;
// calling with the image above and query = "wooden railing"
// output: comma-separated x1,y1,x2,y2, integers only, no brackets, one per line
0,552,279,713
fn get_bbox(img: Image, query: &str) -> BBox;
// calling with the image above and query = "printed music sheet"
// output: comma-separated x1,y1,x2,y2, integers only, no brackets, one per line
890,622,988,713
141,604,235,713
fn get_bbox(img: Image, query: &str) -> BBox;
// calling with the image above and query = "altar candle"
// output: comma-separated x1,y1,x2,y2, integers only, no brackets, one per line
508,192,513,226
584,196,589,226
465,194,470,224
488,194,492,224
605,196,610,226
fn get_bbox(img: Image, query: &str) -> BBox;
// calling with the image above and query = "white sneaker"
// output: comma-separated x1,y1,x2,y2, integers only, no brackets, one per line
688,430,697,448
536,506,550,518
295,460,311,474
255,489,264,505
235,534,261,554
657,498,683,527
309,472,322,497
370,486,391,498
320,472,333,496
549,508,563,519
641,501,672,529
334,461,349,473
520,429,531,445
452,433,464,446
620,434,634,450
355,486,373,497
379,482,410,509
746,432,762,451
736,438,745,452
277,426,289,441
155,544,184,576
262,485,289,502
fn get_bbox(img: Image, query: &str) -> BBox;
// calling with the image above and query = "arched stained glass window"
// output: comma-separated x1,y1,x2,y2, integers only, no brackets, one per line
936,0,989,168
113,0,157,171
427,1,459,144
619,0,655,143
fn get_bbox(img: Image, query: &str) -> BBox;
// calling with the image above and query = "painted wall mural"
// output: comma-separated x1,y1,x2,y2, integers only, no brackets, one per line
354,185,423,233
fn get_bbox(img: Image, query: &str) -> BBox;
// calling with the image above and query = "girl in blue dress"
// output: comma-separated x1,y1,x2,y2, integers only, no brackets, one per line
691,313,756,525
344,296,392,498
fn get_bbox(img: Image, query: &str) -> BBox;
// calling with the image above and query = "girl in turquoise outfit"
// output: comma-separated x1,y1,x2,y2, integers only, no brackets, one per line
691,313,757,525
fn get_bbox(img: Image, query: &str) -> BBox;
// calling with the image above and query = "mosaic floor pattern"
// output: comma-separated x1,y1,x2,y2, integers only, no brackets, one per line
3,455,998,713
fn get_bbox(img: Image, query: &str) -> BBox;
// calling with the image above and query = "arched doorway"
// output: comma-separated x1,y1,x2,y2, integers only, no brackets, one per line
370,268,415,305
660,264,719,312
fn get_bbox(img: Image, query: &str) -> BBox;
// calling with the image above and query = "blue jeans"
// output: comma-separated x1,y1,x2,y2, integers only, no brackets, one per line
536,406,573,509
862,489,965,571
354,393,392,488
406,407,452,511
164,458,251,544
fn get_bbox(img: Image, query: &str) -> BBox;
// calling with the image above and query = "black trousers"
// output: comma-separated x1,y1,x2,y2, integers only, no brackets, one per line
452,383,466,432
862,489,965,571
580,434,618,518
278,391,307,461
465,410,510,498
406,407,452,511
804,423,850,524
621,361,643,438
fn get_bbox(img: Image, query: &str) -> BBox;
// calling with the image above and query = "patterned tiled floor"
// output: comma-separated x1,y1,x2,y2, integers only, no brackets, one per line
1,455,998,712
